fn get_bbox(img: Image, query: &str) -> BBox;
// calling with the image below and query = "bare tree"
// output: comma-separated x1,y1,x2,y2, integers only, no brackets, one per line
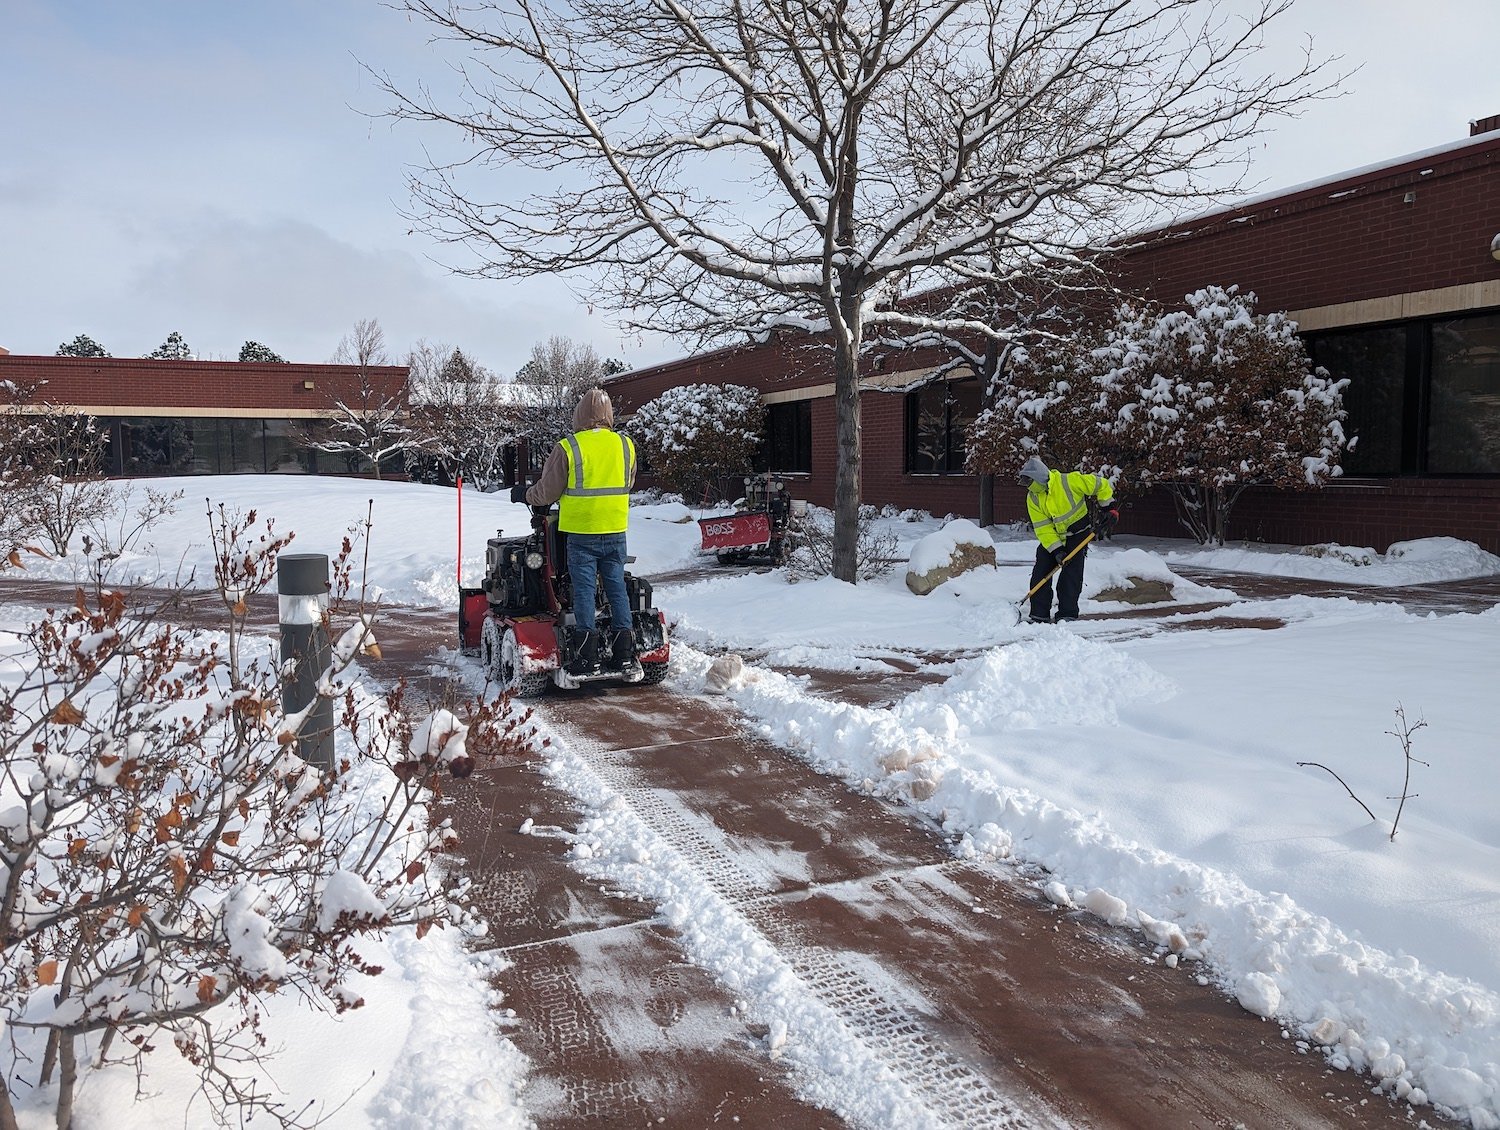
0,381,119,558
381,0,1332,581
406,342,523,488
303,318,417,478
514,335,607,451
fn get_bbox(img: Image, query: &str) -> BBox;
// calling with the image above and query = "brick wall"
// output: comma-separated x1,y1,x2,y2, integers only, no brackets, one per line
1117,137,1500,312
0,355,410,412
1115,480,1500,556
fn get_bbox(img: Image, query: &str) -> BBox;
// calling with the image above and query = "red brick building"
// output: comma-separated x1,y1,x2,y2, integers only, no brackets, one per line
0,355,410,476
605,123,1500,554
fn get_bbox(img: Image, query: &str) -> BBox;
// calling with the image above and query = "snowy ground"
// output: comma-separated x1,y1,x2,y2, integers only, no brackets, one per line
4,476,1499,1128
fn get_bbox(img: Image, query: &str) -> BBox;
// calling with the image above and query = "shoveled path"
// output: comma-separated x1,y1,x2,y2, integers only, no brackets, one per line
450,687,1438,1128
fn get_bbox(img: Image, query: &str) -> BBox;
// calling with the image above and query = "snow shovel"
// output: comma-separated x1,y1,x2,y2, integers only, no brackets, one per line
1013,531,1096,620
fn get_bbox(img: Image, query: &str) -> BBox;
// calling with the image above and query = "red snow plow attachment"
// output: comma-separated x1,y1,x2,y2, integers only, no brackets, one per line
698,511,772,553
697,474,805,565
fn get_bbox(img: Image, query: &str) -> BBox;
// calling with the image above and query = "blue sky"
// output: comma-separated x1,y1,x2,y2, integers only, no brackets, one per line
3,0,1498,374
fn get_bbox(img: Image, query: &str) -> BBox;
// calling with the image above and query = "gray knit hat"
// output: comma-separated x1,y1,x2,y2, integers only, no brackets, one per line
1019,455,1049,486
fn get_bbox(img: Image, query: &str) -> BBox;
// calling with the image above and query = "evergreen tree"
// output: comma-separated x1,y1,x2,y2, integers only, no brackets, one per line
146,332,193,360
55,334,111,358
238,340,287,363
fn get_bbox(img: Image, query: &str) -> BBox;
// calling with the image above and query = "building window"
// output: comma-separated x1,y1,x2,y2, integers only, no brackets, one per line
1310,310,1500,477
1311,326,1409,474
760,399,811,473
905,379,980,474
1429,313,1500,473
104,417,319,475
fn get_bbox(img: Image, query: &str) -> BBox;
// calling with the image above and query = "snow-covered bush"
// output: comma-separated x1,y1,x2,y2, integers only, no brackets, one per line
0,506,526,1127
627,383,763,501
969,287,1349,545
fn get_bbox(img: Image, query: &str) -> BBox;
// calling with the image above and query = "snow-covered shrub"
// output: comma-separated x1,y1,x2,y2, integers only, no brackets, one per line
1300,543,1377,566
627,383,763,501
969,286,1349,545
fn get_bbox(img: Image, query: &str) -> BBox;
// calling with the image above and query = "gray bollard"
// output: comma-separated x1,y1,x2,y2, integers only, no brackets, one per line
277,552,334,770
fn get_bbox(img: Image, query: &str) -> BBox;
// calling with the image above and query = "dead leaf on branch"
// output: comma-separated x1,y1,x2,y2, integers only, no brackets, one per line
196,975,217,1004
49,699,85,727
37,960,58,986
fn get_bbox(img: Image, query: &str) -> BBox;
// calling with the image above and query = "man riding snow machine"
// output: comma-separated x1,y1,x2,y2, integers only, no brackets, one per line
458,489,670,696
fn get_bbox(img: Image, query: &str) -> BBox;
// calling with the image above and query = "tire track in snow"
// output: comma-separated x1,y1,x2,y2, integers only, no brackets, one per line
546,717,1044,1130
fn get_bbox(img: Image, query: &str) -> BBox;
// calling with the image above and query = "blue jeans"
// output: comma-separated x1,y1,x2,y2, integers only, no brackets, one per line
566,532,632,632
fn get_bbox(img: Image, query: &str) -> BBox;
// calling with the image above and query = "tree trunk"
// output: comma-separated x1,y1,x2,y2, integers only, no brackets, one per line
0,1086,21,1130
55,1033,77,1130
830,296,863,583
1209,485,1228,546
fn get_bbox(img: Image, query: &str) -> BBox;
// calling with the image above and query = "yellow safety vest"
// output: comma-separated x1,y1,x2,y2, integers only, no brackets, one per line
1027,470,1113,552
559,429,635,534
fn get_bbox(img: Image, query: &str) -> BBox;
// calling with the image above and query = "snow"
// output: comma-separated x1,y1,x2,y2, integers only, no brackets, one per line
4,475,1500,1127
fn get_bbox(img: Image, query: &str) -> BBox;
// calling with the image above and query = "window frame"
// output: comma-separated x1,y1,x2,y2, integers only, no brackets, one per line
903,377,981,475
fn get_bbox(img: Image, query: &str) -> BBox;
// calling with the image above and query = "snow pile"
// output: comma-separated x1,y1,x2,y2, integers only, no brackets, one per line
694,604,1500,1128
1167,535,1500,586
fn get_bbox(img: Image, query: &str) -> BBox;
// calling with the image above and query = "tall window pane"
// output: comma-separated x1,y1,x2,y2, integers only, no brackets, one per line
119,417,193,475
1311,327,1406,474
905,379,980,473
224,419,265,473
1429,314,1500,473
183,419,220,473
762,400,811,473
946,380,981,472
265,420,309,473
905,384,946,472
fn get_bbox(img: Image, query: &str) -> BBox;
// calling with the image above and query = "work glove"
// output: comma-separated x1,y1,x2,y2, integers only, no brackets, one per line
1094,503,1120,535
1050,545,1068,567
509,481,530,504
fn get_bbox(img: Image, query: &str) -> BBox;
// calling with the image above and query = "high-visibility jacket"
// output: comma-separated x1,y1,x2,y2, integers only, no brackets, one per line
558,428,636,534
1027,470,1113,552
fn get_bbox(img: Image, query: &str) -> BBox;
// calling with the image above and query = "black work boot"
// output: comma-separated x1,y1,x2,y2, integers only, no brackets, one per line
565,630,600,676
610,628,644,683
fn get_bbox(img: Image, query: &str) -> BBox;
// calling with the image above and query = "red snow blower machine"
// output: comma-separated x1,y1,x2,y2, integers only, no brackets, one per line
697,473,806,565
458,493,670,696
